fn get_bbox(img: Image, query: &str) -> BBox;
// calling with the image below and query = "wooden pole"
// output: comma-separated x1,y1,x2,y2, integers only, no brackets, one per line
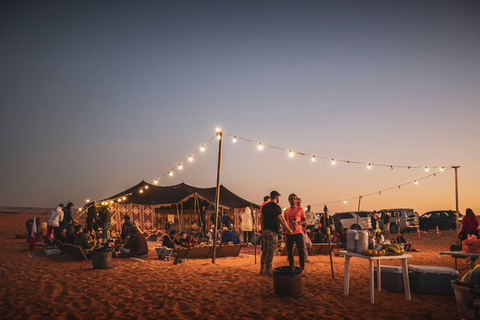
212,132,223,263
454,166,460,245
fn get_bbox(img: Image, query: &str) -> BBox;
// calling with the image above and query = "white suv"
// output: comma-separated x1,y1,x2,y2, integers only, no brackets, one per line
333,211,373,230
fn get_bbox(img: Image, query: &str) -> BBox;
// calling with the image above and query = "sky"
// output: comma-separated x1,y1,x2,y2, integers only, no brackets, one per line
1,1,479,216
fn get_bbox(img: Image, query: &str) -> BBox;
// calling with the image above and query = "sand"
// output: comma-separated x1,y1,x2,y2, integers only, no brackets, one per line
0,212,470,319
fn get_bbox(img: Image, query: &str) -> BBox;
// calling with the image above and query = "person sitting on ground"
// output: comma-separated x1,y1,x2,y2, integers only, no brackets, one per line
26,217,41,243
221,213,232,228
65,219,76,243
73,226,98,250
338,228,349,248
120,226,149,256
187,221,202,240
121,215,135,244
220,227,240,244
163,230,181,249
459,208,479,241
179,231,198,247
66,224,82,244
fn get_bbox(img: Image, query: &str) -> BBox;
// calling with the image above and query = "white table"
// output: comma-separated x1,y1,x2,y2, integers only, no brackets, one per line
340,251,412,304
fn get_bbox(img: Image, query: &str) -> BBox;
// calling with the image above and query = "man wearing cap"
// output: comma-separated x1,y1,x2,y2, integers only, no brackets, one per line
260,190,292,276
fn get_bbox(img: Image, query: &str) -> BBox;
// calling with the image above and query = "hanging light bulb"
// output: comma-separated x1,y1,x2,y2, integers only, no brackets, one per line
110,200,113,204
331,158,335,165
154,180,158,184
140,189,143,193
258,143,263,150
379,191,382,195
311,155,316,162
367,163,371,169
407,166,410,170
122,196,126,200
86,199,90,203
169,171,173,176
178,164,183,170
201,145,205,151
344,199,347,204
390,165,393,170
440,167,444,171
118,198,121,202
289,150,294,157
189,155,193,162
216,127,221,132
347,161,350,165
145,185,149,189
414,180,418,185
424,167,429,172
233,136,237,143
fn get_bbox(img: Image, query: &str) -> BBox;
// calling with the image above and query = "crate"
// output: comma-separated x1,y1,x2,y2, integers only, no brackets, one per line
409,265,458,296
452,283,480,320
373,266,408,292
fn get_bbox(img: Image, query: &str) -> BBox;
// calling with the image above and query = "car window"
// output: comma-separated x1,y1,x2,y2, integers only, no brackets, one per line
439,212,448,217
358,212,369,217
339,213,354,219
421,213,432,219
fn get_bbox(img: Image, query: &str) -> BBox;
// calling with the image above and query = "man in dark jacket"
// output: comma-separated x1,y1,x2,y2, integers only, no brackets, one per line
60,202,74,232
99,206,111,242
120,226,148,256
73,226,98,250
86,202,98,234
121,215,135,244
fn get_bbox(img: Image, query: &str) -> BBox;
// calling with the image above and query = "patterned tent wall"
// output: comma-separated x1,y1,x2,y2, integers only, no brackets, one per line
110,203,156,233
234,207,260,233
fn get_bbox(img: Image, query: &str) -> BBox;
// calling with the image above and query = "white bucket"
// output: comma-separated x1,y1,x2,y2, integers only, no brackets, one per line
356,230,369,253
347,230,357,253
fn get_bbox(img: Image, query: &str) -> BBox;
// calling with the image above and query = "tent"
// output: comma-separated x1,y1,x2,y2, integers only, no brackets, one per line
99,181,260,234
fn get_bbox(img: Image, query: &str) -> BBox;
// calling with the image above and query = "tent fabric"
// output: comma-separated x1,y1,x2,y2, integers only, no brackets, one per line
100,181,260,209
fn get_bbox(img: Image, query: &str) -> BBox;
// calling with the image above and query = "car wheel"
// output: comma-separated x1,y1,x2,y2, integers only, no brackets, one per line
390,224,398,233
438,222,450,231
350,225,361,230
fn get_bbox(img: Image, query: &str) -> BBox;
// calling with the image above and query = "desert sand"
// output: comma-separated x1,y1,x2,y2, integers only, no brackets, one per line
0,212,469,319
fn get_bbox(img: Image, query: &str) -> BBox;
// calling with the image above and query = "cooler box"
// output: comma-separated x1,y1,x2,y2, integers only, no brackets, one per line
409,265,458,296
373,266,408,292
452,282,480,320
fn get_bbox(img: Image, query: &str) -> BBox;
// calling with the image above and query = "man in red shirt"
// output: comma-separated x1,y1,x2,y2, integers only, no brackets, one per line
284,193,307,273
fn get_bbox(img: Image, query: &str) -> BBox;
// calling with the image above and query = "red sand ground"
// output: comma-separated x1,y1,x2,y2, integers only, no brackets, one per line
0,212,471,319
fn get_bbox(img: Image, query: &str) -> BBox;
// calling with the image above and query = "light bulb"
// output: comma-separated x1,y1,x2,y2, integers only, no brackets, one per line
258,143,263,150
368,164,371,169
414,180,418,185
145,185,148,189
110,201,113,204
169,171,173,176
344,199,347,203
178,164,182,170
390,165,393,170
424,167,429,172
118,198,121,202
86,199,90,203
331,159,335,165
289,151,294,157
122,196,126,200
311,156,315,162
140,189,143,193
189,155,193,161
201,145,205,151
154,180,158,184
233,136,237,143
440,167,444,171
217,133,221,140
216,127,221,132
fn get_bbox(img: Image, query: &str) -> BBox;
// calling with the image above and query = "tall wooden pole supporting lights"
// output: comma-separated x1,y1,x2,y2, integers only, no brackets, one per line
454,166,460,245
212,131,223,263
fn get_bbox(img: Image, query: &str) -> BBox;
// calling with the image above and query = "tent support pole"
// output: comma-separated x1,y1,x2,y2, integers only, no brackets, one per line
212,132,223,264
454,166,460,245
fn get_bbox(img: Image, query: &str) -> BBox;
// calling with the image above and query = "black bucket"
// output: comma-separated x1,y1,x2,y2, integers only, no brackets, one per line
273,266,303,297
92,247,113,269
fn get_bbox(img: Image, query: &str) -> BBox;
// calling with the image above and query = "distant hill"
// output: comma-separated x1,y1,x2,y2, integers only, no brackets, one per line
0,206,51,214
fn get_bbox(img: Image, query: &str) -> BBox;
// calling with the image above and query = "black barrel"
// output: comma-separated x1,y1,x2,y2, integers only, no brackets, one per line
273,266,303,297
92,247,113,269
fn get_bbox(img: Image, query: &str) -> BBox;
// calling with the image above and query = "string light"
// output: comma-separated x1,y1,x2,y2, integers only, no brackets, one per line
110,201,113,204
201,145,205,151
258,143,263,150
331,158,335,165
233,136,237,143
122,196,126,200
344,199,347,203
390,165,393,170
440,167,444,171
145,185,148,189
289,150,294,157
414,180,418,185
425,167,429,172
311,156,316,162
169,171,173,176
347,161,350,165
140,189,143,193
189,155,193,161
216,127,221,132
154,180,158,184
367,163,371,169
86,199,90,203
118,198,121,202
178,164,183,170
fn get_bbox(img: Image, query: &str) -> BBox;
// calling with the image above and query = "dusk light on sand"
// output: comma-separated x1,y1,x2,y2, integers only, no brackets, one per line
1,1,480,319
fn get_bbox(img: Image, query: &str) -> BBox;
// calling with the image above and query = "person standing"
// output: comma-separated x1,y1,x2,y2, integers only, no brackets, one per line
459,208,479,241
241,206,253,245
45,204,64,244
199,206,206,238
260,196,270,211
296,197,309,263
60,202,74,232
260,191,292,276
305,205,316,238
99,205,111,242
86,201,98,234
371,211,378,231
383,211,391,238
284,194,307,274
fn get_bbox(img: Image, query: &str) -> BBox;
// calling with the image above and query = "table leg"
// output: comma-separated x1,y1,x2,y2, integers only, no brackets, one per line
377,260,381,292
455,257,457,270
344,256,351,296
369,259,375,304
402,258,411,301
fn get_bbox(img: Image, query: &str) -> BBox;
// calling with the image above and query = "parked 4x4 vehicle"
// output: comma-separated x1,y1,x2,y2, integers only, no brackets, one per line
377,208,419,233
419,210,464,231
333,211,372,230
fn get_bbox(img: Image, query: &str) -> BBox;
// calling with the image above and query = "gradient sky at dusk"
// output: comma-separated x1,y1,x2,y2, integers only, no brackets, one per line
1,1,479,215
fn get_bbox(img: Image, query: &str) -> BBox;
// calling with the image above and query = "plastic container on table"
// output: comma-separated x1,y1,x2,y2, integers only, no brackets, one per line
373,265,410,292
409,265,458,296
273,266,303,297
